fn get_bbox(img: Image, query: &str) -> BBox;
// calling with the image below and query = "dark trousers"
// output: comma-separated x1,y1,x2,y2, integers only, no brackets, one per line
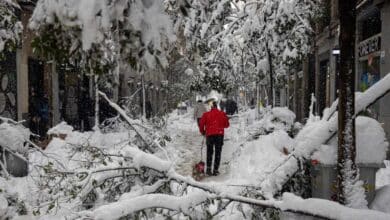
206,135,223,172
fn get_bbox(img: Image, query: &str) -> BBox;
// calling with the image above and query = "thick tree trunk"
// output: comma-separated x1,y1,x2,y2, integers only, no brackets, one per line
337,0,358,205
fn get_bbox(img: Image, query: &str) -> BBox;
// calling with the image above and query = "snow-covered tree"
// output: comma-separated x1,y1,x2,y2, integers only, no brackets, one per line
170,0,318,102
29,0,175,72
0,0,22,55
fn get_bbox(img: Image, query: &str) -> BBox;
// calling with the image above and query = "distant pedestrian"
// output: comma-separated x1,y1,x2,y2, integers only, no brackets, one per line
145,101,153,119
199,101,230,176
194,99,207,127
220,98,227,112
225,99,238,115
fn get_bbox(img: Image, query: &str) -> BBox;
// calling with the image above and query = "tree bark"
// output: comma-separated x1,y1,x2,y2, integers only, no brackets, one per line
266,42,274,106
337,0,358,205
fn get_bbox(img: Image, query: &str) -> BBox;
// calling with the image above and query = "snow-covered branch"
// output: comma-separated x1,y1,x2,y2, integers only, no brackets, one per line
83,191,209,220
98,91,155,152
259,73,390,198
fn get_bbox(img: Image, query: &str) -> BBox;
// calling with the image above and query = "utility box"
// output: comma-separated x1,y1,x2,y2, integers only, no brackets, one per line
310,162,383,205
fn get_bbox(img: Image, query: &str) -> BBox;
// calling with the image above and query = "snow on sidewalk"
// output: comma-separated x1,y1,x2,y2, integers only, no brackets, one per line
166,110,241,179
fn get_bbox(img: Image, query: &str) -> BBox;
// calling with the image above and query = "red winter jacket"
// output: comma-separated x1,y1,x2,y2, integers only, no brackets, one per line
199,108,229,136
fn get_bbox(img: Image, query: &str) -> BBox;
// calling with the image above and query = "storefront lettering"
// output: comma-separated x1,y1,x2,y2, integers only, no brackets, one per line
358,35,381,57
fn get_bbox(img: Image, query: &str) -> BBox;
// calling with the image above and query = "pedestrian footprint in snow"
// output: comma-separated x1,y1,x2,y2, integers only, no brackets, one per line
199,101,230,176
193,99,207,129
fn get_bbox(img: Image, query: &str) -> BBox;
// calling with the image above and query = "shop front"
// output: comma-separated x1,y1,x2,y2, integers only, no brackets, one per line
357,5,382,119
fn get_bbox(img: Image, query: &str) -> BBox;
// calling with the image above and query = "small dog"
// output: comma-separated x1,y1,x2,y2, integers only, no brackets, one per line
192,161,205,181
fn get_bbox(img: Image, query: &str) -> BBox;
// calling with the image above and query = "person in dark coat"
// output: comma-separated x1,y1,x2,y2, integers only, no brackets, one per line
199,101,230,176
145,101,153,119
225,99,238,115
29,89,41,140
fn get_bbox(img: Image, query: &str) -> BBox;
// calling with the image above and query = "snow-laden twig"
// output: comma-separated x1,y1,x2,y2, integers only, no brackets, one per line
98,91,155,152
0,116,25,125
0,160,10,178
26,139,67,170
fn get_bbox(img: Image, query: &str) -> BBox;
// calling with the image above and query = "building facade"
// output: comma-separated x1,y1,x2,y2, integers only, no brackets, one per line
312,0,390,141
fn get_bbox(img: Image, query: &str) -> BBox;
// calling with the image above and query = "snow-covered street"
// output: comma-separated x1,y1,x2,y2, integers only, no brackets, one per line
2,0,390,219
167,110,240,182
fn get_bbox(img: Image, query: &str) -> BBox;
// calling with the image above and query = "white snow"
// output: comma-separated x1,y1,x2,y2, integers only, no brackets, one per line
278,192,390,220
0,194,8,217
47,121,74,136
370,185,390,213
312,116,389,165
0,120,30,154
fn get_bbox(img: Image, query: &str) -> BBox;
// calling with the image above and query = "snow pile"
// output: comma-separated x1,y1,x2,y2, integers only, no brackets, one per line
0,121,30,154
271,107,296,126
244,107,298,138
278,192,390,220
311,116,389,165
370,185,390,213
376,161,390,188
47,121,74,136
230,130,295,190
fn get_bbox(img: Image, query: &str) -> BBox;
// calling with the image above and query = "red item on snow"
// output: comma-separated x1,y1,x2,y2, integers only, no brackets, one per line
195,161,205,173
199,108,230,136
193,161,205,181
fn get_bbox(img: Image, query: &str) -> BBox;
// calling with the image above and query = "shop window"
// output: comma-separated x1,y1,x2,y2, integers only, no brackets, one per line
359,56,380,118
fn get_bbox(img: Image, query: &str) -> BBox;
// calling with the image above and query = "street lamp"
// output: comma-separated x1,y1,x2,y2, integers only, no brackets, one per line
332,48,340,96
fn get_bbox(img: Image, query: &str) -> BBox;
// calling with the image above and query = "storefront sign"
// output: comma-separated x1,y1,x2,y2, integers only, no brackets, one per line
358,35,381,57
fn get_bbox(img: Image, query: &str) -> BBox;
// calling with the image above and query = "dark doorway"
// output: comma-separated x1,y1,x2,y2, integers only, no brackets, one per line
28,58,48,139
318,59,329,116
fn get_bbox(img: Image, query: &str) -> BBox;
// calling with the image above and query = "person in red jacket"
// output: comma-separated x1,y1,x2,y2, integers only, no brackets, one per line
199,101,229,176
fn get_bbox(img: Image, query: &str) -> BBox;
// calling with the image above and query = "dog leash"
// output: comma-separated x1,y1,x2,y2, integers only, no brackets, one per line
200,136,205,161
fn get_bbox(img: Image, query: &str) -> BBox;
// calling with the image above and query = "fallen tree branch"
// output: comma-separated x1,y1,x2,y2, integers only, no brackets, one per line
98,91,155,153
259,73,390,197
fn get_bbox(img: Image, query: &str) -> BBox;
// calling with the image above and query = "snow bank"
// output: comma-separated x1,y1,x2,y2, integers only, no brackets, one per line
0,122,30,154
0,194,8,217
370,185,390,213
271,107,296,126
278,192,390,220
231,130,294,188
312,116,388,164
47,121,73,136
